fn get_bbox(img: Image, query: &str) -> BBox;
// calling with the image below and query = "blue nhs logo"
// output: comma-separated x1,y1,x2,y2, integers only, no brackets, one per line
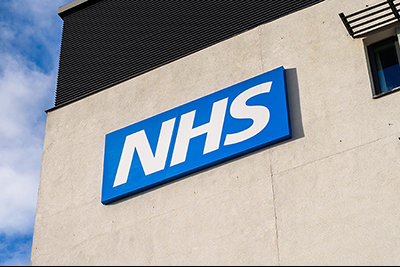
102,66,291,204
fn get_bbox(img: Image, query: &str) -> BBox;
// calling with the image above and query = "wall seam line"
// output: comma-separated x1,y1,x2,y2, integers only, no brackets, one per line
270,163,281,265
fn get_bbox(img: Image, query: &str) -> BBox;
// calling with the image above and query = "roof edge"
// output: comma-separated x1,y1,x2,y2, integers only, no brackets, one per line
58,0,98,19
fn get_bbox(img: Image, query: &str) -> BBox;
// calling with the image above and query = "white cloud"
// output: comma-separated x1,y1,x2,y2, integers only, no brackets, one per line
0,0,71,265
0,53,52,136
0,167,37,233
0,52,54,235
0,0,70,235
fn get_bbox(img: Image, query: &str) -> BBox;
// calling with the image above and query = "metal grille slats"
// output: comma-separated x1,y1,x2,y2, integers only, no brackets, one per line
339,0,400,38
54,0,324,109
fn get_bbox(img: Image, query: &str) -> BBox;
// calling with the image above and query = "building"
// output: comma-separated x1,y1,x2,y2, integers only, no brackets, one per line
31,0,400,265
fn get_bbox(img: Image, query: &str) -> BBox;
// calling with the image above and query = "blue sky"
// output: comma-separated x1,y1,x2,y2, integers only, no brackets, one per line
0,0,71,265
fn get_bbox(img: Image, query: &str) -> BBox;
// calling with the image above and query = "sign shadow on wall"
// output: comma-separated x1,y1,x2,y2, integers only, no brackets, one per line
105,67,304,205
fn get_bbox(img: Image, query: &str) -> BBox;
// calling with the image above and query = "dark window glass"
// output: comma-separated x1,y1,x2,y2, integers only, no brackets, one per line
368,37,400,96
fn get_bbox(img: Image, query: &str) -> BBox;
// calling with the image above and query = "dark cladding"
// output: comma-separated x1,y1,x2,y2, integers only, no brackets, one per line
53,0,324,109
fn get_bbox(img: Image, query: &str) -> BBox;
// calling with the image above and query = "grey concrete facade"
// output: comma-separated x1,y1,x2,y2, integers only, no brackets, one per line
31,0,400,265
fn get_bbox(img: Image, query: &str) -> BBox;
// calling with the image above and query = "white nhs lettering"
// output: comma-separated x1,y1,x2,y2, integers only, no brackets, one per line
102,66,290,204
112,81,272,187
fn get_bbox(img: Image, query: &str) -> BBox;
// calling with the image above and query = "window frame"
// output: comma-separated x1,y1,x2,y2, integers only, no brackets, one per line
367,35,400,98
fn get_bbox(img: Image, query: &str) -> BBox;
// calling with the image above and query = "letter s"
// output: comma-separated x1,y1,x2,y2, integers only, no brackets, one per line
224,82,271,146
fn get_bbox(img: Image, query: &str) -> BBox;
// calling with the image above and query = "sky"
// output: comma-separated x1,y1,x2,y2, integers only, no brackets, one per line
0,0,71,265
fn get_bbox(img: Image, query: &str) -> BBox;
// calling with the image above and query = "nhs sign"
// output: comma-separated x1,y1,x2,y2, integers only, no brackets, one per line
102,66,291,204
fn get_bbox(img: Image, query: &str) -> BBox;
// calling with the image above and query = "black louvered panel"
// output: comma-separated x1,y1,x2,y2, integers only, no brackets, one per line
54,0,325,108
339,0,400,38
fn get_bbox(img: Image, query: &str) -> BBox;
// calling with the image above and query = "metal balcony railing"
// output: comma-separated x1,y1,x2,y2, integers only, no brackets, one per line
339,0,400,38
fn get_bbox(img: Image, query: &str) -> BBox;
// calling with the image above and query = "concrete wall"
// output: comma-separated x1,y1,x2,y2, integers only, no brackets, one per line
31,0,400,265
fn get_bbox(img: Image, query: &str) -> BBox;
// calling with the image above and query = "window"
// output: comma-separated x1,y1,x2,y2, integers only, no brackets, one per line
367,36,400,97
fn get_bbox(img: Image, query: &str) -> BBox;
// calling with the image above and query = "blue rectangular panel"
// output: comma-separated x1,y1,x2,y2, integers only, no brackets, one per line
102,66,291,204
